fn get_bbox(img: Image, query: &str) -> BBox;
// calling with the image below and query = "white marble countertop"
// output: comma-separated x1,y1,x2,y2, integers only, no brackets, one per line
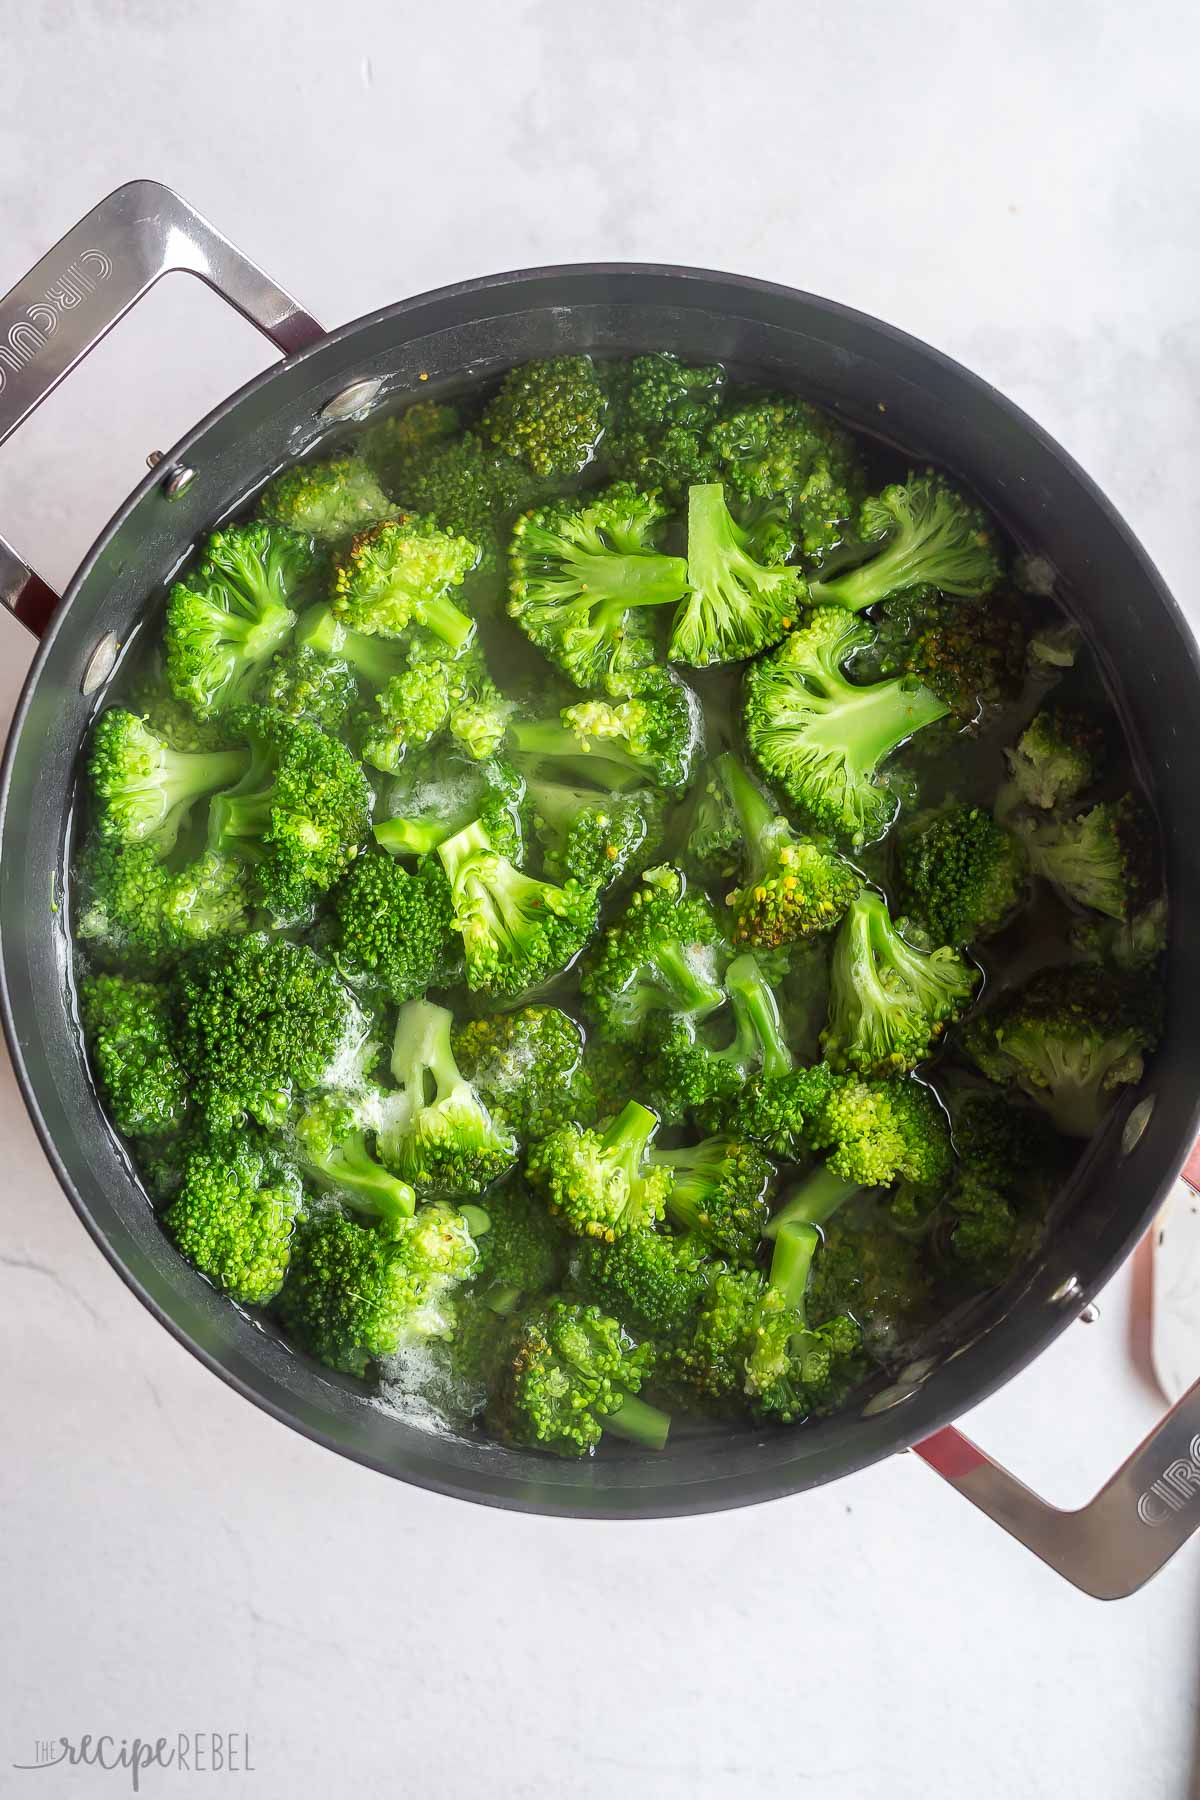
2,3,1199,1795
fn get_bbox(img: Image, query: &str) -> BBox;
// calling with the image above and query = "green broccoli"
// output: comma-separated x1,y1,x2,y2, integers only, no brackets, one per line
807,1201,937,1357
1018,795,1154,922
163,1129,303,1304
87,709,247,855
669,482,806,667
526,1100,672,1242
509,669,700,793
480,356,607,478
207,704,369,920
576,1037,641,1130
1004,705,1106,811
650,953,793,1126
713,751,860,950
854,590,1028,724
942,1176,1024,1288
507,483,690,696
74,840,249,971
292,1090,417,1224
809,472,1003,612
648,1136,774,1265
961,962,1160,1138
579,865,725,1044
436,813,598,997
469,1180,568,1315
764,1072,952,1234
708,396,865,547
292,600,419,690
451,1006,592,1142
258,456,393,539
277,1201,481,1376
569,1231,710,1340
358,657,459,775
257,644,361,731
165,522,313,719
175,933,368,1130
897,806,1026,945
743,607,950,848
1071,894,1168,973
359,399,461,486
331,516,478,652
602,353,726,502
682,758,743,882
488,1300,669,1456
822,891,979,1076
951,1088,1067,1209
524,780,663,888
79,972,190,1139
373,751,524,860
363,424,541,573
377,999,517,1198
330,849,459,1002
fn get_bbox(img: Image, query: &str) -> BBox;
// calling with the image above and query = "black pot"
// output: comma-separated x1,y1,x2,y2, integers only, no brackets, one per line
3,183,1197,1589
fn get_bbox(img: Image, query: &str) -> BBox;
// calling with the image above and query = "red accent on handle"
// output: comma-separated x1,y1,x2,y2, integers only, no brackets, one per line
912,1425,987,1481
1182,1139,1200,1195
7,570,59,639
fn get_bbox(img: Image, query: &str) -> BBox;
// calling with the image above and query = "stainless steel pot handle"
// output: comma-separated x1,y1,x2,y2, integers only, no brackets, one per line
914,1151,1200,1599
0,178,324,637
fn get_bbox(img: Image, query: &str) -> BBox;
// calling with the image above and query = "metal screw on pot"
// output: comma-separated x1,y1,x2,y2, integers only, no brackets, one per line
319,378,383,423
162,465,196,501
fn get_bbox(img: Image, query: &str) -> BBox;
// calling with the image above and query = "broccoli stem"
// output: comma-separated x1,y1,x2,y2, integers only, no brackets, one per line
509,721,645,791
601,1391,672,1450
601,1101,661,1183
654,941,727,1018
418,590,475,655
391,997,459,1099
566,550,689,610
765,1165,863,1236
374,817,449,856
297,603,404,688
725,953,793,1078
767,1218,821,1311
716,751,775,854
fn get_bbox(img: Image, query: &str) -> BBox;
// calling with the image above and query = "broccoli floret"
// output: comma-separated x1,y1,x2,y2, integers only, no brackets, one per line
579,865,725,1044
822,891,979,1076
714,751,860,950
961,962,1160,1138
524,780,663,888
163,1129,303,1304
569,1231,710,1340
1018,795,1154,922
330,849,459,1003
74,840,249,971
709,397,866,558
480,356,607,479
359,657,459,774
374,752,524,862
743,608,950,848
668,1225,862,1423
809,472,1003,612
257,644,361,730
360,399,461,481
258,456,392,540
650,953,793,1125
857,590,1028,722
1071,894,1168,973
576,1037,641,1130
437,814,598,997
124,662,240,751
1028,621,1082,671
897,806,1026,945
207,704,370,920
452,1006,592,1142
510,668,700,793
807,1202,936,1357
470,1180,568,1314
488,1300,668,1456
1003,705,1107,811
669,482,805,667
951,1089,1065,1202
277,1202,481,1377
292,1090,416,1224
79,972,190,1138
507,484,689,696
603,354,726,502
765,1072,953,1231
175,933,368,1130
331,516,477,652
526,1100,672,1242
88,709,247,856
943,1176,1023,1288
648,1136,774,1265
377,999,517,1198
165,522,313,719
363,424,541,573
